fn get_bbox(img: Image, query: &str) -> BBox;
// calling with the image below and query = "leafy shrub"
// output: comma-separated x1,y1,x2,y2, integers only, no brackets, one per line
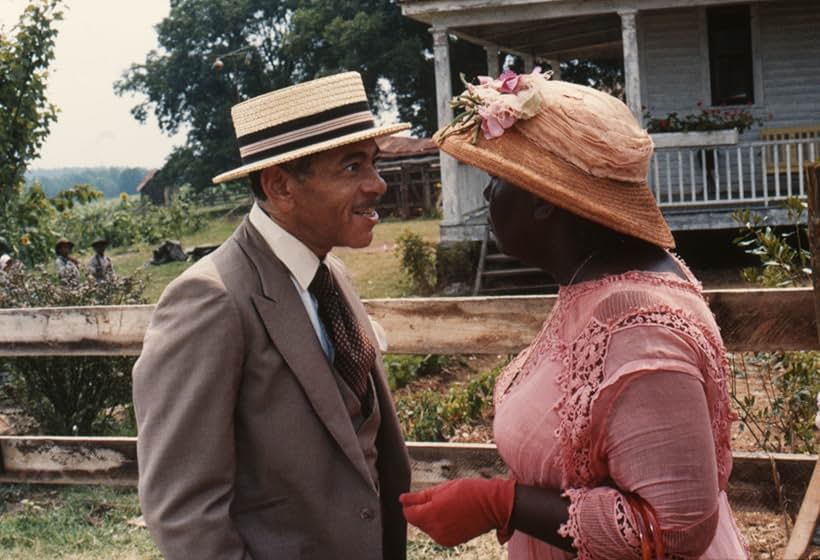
396,365,501,441
729,197,817,453
732,197,811,287
396,230,437,295
436,241,475,286
57,193,205,249
0,265,146,435
384,354,447,391
395,232,476,295
732,351,820,454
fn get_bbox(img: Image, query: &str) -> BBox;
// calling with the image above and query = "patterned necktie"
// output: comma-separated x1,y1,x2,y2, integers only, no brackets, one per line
309,262,375,414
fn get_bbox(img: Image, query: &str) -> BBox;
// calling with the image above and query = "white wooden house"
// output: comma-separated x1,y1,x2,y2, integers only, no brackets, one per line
401,0,820,241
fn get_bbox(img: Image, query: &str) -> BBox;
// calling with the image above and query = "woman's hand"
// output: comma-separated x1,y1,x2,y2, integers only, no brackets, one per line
400,478,516,546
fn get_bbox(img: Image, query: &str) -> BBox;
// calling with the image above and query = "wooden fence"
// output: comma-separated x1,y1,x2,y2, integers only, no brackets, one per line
0,288,818,508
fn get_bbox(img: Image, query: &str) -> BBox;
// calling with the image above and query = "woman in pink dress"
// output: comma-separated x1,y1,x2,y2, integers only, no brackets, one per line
400,73,749,559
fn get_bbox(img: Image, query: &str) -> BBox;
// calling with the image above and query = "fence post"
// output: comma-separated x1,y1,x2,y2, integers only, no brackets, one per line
809,163,820,342
783,162,820,560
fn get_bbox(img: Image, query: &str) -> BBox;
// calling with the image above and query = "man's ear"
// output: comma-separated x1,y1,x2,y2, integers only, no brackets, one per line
260,166,296,212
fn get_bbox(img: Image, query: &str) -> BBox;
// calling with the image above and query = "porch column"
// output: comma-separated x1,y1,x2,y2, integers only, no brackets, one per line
430,26,459,227
485,45,499,77
431,26,453,128
618,9,643,121
521,53,535,72
546,59,561,80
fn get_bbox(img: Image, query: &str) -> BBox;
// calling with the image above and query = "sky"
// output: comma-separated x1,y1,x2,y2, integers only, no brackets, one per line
0,0,186,169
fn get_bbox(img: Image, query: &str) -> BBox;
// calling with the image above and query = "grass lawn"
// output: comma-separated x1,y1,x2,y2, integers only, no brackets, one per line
0,486,502,559
110,214,439,302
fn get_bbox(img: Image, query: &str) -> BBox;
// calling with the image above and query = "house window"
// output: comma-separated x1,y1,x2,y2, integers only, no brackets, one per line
707,5,754,106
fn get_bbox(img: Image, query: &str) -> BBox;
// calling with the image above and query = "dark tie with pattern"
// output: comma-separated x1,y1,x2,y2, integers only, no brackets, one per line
309,262,375,414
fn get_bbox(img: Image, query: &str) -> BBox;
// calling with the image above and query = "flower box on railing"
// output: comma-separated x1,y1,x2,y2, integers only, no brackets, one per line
650,128,739,149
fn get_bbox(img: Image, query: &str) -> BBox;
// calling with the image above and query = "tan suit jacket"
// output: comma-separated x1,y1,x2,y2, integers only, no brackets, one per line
133,218,410,559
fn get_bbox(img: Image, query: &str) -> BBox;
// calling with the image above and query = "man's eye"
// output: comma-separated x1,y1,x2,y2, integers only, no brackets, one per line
344,162,360,172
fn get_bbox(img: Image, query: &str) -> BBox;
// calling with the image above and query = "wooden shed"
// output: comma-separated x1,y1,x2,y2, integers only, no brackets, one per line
375,136,441,218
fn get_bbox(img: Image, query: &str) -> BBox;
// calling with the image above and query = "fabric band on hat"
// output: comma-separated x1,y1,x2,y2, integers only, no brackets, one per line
238,101,375,164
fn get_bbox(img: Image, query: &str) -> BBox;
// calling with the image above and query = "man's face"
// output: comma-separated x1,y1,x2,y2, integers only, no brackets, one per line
268,139,387,256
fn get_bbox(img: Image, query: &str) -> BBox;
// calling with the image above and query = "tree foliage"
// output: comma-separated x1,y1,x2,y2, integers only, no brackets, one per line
0,0,62,264
115,0,487,192
0,0,62,203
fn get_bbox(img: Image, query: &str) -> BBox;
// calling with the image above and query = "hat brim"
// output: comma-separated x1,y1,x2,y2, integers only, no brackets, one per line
212,123,411,184
434,127,675,249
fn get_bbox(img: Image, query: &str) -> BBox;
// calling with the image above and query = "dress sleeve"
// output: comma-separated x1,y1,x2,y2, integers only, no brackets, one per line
559,325,720,559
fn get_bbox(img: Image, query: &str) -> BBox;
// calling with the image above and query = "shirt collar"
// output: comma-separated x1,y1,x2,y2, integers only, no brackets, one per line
248,202,320,291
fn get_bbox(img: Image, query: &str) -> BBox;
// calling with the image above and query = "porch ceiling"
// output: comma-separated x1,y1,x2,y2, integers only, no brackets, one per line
457,13,623,60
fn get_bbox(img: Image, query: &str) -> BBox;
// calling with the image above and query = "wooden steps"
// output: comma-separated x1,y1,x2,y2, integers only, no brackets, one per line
473,226,558,295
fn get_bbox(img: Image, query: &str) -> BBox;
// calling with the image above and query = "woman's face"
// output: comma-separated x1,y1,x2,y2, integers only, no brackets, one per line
484,177,555,264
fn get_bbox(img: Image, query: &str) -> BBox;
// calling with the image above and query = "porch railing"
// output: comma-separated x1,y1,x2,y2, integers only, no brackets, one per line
649,137,819,209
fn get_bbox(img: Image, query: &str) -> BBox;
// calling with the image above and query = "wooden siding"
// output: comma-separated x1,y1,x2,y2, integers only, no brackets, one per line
758,1,820,127
640,1,820,132
639,8,704,116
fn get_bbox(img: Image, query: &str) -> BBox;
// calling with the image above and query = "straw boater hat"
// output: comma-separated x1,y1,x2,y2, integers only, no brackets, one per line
434,75,674,248
213,72,410,184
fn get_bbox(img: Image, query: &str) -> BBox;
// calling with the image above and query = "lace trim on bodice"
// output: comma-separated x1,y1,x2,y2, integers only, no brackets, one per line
554,303,735,489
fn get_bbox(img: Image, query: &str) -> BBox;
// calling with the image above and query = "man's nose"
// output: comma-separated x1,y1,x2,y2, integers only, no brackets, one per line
363,168,387,196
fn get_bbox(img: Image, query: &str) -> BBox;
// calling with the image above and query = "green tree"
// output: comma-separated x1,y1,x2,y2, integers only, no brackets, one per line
115,0,486,193
0,0,62,262
0,0,62,202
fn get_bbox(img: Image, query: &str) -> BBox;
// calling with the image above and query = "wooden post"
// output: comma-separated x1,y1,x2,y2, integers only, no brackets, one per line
485,45,499,77
783,162,820,560
546,59,561,80
430,26,453,129
521,53,535,72
808,163,820,342
618,9,643,121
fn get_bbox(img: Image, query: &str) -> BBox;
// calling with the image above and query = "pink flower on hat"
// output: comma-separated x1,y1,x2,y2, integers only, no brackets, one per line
478,101,517,139
441,67,552,144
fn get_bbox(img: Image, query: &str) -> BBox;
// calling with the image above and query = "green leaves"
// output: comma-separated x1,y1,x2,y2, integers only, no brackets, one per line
0,0,63,204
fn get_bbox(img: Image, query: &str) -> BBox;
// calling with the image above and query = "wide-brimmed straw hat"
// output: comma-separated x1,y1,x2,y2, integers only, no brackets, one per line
434,77,674,248
91,238,108,248
213,72,410,184
55,238,74,253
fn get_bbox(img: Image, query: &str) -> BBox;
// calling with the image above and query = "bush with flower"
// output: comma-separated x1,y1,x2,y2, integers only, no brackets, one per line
643,102,762,134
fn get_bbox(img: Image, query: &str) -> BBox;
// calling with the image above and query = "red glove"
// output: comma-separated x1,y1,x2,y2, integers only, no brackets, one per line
400,478,516,546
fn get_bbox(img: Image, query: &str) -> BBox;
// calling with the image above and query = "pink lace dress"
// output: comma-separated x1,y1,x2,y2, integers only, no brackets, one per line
493,265,749,559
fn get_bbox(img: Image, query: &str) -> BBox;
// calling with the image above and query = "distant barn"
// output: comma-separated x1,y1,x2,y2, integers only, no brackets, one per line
375,136,440,218
135,169,163,205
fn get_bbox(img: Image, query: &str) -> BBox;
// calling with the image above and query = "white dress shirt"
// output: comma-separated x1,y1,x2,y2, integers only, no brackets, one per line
248,203,335,361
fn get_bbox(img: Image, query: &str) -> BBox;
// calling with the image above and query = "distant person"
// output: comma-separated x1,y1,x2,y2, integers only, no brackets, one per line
55,238,81,284
0,237,11,273
87,238,115,282
132,72,411,560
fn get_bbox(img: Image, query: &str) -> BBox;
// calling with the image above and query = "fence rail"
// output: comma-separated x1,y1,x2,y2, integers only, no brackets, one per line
650,138,819,208
0,288,816,357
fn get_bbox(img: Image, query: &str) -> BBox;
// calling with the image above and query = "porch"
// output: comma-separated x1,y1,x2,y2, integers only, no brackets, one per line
652,135,818,230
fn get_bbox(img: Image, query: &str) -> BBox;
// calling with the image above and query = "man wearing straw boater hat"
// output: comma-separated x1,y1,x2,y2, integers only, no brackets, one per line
133,72,411,560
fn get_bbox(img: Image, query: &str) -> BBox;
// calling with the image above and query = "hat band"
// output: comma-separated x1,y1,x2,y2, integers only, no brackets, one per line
237,101,376,164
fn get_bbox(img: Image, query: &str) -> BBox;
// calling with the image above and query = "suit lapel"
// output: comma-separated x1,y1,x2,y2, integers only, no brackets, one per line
234,220,374,489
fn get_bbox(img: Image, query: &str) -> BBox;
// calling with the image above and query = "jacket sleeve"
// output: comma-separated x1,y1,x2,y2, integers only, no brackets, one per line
132,266,251,560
